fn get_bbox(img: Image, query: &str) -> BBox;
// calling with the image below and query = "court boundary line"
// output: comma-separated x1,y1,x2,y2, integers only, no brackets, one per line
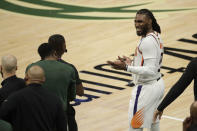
162,115,184,122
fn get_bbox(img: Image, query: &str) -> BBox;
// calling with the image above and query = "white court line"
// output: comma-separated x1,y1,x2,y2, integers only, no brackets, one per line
162,115,184,122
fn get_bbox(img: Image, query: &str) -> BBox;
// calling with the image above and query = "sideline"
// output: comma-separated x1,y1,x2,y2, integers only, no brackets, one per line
162,115,184,122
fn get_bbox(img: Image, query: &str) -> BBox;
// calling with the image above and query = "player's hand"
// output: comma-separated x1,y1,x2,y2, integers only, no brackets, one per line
117,56,126,62
107,60,126,70
118,56,132,65
183,117,192,131
153,110,163,123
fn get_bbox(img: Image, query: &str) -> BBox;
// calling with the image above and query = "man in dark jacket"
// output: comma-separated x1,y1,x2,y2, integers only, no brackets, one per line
0,54,26,131
0,65,67,131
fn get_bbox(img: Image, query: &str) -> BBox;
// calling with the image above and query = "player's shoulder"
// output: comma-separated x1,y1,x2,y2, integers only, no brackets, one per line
141,36,154,44
26,60,58,71
38,60,65,67
58,59,77,70
141,32,162,47
29,60,44,66
140,36,156,48
58,59,72,66
145,33,159,41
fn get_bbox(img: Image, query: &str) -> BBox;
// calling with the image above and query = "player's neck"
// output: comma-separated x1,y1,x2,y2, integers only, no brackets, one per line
44,56,58,61
147,29,154,35
142,29,154,37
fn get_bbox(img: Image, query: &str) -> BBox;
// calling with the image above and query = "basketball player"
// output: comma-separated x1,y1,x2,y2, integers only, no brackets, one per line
38,41,83,131
107,9,164,131
48,34,84,131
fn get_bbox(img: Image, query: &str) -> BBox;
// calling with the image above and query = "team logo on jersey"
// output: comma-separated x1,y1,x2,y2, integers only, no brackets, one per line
0,0,196,20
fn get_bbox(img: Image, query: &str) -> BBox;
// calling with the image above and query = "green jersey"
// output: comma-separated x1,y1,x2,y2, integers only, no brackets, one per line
26,60,76,110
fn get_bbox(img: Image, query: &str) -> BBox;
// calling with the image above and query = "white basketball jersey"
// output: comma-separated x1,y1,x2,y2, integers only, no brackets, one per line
132,32,164,84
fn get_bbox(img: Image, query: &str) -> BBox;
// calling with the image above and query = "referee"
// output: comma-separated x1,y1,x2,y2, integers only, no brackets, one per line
154,58,197,121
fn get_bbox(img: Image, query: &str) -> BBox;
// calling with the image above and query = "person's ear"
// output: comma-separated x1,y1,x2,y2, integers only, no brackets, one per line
53,51,59,59
24,73,29,82
16,66,18,71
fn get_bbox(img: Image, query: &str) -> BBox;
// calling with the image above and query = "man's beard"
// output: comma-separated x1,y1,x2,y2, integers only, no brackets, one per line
136,25,148,36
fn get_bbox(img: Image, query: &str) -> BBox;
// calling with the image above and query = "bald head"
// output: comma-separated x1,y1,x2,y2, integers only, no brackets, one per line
26,65,45,84
190,101,197,124
1,55,17,73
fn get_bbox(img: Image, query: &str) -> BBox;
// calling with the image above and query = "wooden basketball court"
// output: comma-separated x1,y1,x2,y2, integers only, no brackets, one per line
0,0,197,130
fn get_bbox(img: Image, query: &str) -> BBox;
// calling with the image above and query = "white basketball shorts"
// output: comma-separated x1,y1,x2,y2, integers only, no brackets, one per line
128,78,165,129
